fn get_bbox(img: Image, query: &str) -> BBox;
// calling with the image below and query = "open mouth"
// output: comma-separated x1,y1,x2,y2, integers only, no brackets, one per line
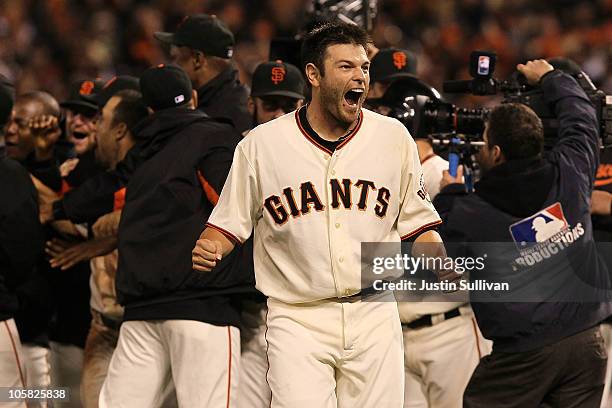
344,88,364,107
72,131,89,140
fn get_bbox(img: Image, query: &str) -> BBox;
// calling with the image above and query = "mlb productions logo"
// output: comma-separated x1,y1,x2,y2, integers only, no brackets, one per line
509,203,568,248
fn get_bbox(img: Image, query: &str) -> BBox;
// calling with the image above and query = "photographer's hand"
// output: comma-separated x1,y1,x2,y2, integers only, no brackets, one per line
440,165,464,191
516,59,554,86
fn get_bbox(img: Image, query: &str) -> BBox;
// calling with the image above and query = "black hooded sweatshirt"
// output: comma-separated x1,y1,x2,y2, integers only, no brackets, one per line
434,71,612,352
116,107,253,327
197,67,252,134
0,157,44,321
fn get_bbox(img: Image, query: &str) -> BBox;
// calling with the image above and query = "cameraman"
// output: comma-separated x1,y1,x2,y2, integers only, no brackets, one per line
436,59,611,407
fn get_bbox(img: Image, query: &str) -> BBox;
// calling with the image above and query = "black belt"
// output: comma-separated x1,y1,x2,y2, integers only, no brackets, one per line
402,307,462,330
337,285,385,303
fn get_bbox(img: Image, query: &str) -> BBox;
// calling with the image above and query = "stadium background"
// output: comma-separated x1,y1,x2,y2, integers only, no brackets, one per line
0,0,610,108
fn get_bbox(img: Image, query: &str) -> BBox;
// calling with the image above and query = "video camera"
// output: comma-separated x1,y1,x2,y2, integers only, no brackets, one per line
403,51,612,149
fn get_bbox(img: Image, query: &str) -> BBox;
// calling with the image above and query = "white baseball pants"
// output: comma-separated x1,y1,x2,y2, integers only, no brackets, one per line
237,301,271,408
265,295,404,408
0,319,26,407
99,320,240,408
402,310,491,408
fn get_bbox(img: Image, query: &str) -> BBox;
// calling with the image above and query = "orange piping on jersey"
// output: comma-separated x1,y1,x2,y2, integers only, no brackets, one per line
205,222,242,244
60,179,72,196
226,327,232,408
4,320,26,388
264,307,273,408
336,112,363,149
197,170,220,205
420,153,436,165
113,187,126,211
400,219,443,241
594,178,612,187
294,107,363,155
295,109,333,155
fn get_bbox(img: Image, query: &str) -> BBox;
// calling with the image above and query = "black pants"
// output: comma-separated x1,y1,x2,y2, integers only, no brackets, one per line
463,326,607,408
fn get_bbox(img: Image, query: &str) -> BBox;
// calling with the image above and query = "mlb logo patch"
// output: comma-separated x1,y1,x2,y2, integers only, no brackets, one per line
509,202,568,248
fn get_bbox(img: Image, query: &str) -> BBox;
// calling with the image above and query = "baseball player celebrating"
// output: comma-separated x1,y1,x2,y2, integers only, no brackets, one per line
193,22,444,408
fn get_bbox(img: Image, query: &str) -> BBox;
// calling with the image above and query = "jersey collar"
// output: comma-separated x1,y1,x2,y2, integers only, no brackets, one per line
295,105,363,155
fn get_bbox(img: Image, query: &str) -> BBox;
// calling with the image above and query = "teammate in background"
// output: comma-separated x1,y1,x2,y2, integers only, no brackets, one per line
193,22,449,407
367,48,449,198
367,48,491,408
0,74,14,155
0,77,44,408
100,65,249,407
0,154,45,408
4,92,65,405
46,76,142,226
436,60,611,407
238,60,304,408
154,14,252,133
58,79,106,187
247,61,305,132
85,90,149,408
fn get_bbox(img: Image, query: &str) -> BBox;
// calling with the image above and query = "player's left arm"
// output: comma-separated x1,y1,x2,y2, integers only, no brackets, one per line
395,129,462,282
396,128,443,241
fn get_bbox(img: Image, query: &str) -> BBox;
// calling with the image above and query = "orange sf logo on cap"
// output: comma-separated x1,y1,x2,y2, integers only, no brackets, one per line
271,67,286,85
392,51,407,70
79,81,95,95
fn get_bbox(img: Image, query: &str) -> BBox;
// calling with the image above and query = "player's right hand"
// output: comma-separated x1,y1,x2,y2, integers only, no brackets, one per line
192,238,223,272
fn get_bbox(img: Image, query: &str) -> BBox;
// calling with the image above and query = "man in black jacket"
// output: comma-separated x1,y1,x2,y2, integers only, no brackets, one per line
435,59,612,407
0,153,44,401
99,64,248,408
154,14,252,133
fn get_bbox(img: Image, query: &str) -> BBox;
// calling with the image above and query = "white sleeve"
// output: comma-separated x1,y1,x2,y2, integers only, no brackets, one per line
397,130,442,240
207,144,260,243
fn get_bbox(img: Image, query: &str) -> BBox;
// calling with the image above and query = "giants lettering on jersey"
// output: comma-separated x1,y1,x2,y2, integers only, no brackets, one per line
264,178,391,225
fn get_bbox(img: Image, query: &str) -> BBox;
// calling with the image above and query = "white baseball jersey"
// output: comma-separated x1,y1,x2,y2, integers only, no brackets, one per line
421,154,449,200
207,106,441,304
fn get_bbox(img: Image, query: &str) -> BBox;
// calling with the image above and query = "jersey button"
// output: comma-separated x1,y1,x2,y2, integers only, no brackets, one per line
331,169,336,175
335,222,340,229
339,256,344,263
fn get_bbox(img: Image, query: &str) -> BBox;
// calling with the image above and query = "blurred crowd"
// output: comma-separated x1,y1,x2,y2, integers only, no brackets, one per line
0,2,611,406
0,0,610,104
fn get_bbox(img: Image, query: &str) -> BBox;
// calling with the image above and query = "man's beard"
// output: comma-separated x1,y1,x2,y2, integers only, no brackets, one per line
320,84,354,127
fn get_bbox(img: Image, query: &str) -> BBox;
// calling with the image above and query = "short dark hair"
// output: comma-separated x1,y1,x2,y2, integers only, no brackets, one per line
486,103,544,160
301,21,369,76
18,91,60,117
110,90,149,138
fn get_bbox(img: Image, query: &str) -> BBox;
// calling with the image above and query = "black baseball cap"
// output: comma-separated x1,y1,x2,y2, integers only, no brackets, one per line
82,75,140,109
0,74,14,127
140,64,193,111
154,14,235,59
370,48,418,83
60,79,105,117
251,61,305,100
